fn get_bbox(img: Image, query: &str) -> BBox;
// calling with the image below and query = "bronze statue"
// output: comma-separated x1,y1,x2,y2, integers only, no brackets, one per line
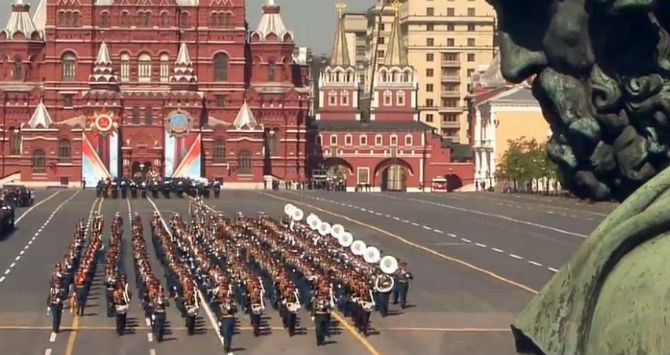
487,0,670,354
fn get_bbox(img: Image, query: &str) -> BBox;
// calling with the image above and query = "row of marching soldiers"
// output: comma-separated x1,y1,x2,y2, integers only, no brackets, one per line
104,213,132,335
47,215,104,333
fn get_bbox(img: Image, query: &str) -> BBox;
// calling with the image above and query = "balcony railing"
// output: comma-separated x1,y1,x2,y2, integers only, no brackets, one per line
441,60,460,67
441,90,461,98
441,75,461,82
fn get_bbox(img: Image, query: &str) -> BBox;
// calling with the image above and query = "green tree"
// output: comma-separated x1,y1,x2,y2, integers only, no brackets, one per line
498,136,553,191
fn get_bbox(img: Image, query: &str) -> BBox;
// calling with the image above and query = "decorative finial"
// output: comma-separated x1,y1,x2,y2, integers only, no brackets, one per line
336,2,346,16
391,0,400,15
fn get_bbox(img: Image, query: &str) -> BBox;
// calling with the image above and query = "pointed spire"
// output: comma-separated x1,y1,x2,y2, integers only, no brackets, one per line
32,0,46,33
329,2,351,67
170,42,197,83
26,100,53,129
252,0,294,42
384,0,408,67
232,101,258,130
3,0,42,41
89,41,118,84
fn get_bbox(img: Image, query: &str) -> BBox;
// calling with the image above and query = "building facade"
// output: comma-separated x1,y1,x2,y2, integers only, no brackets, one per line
357,0,496,143
469,56,550,190
0,0,310,186
313,1,472,192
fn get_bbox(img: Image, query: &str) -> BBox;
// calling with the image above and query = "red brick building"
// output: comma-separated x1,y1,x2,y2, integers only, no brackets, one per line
0,0,310,186
310,4,472,192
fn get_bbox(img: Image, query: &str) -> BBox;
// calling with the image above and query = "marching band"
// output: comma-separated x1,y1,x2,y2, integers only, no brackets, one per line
44,199,414,352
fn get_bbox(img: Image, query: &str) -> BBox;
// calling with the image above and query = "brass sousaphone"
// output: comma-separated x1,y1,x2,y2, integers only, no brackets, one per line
331,224,345,239
375,254,398,293
306,213,321,230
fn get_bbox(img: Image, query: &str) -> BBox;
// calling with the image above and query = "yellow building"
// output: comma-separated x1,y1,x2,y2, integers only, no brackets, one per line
352,0,495,144
470,55,550,190
342,13,368,84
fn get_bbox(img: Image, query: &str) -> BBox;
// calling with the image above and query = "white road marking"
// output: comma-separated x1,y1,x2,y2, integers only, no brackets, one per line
403,196,588,238
492,248,504,253
422,225,432,231
360,208,367,212
375,212,383,216
150,348,157,355
15,190,62,224
528,260,543,267
460,238,471,243
145,317,151,327
548,267,559,272
0,190,81,286
393,216,400,220
475,243,487,248
433,229,443,234
147,333,153,342
49,332,57,342
509,254,523,260
411,222,419,226
447,233,457,238
0,276,5,282
44,348,52,355
402,219,409,223
384,214,391,218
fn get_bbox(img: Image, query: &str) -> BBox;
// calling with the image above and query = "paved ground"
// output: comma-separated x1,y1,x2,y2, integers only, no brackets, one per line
0,189,615,355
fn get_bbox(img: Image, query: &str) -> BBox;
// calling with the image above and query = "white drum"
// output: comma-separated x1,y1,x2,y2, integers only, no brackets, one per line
187,306,199,316
115,305,129,314
251,305,263,315
361,302,375,312
286,303,301,313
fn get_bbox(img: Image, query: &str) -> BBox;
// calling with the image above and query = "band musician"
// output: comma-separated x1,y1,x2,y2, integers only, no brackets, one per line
248,285,264,337
311,286,332,346
374,272,394,317
280,285,301,337
151,288,169,342
113,282,130,335
183,284,199,335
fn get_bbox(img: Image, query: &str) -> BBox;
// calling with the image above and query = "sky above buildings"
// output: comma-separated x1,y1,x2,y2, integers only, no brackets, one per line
0,0,370,55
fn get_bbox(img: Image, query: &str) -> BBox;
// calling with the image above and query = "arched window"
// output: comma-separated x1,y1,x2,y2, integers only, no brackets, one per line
396,91,406,106
160,11,169,27
100,11,110,27
266,130,277,156
13,58,22,80
220,12,230,27
72,12,81,26
32,149,46,173
390,134,398,146
237,150,252,174
267,61,276,82
138,53,152,82
159,54,169,82
58,139,71,162
210,12,219,27
65,12,72,26
340,90,349,105
404,134,413,146
214,53,228,82
144,107,153,125
132,106,141,124
120,53,130,81
58,12,65,26
9,128,21,155
359,134,368,146
383,90,393,106
139,11,151,26
61,52,76,81
329,134,337,146
120,11,129,26
180,11,190,28
213,139,226,163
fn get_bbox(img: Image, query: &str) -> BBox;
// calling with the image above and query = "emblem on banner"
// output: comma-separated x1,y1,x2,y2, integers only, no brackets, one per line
86,109,119,136
166,110,192,138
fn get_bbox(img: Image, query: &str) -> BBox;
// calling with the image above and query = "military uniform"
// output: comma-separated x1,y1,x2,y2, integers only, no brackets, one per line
47,283,67,333
311,292,332,346
218,297,237,355
152,292,169,342
375,274,393,317
393,264,413,308
113,286,129,335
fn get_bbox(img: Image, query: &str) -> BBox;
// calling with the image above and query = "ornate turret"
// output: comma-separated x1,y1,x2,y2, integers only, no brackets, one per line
232,101,259,130
369,0,417,121
170,42,197,86
25,100,53,129
32,0,46,34
384,0,407,67
251,0,294,42
2,0,43,41
316,2,361,121
89,42,118,87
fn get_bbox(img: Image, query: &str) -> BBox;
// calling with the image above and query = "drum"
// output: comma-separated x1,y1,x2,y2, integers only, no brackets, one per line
115,305,129,314
251,305,263,315
361,301,375,312
187,306,199,316
286,302,301,313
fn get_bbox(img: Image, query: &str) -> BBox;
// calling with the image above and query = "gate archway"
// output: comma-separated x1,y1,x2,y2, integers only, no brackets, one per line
131,161,153,178
375,158,413,192
323,157,354,180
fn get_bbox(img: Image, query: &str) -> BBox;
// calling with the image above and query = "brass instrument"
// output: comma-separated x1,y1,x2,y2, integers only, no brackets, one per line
374,274,395,293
